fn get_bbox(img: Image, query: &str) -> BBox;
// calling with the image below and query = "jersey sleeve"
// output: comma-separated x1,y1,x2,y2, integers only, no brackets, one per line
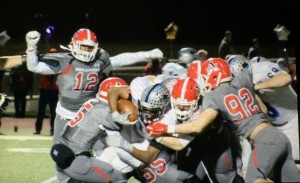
251,61,284,84
26,51,63,74
99,50,113,77
202,93,219,111
110,51,149,69
92,104,121,131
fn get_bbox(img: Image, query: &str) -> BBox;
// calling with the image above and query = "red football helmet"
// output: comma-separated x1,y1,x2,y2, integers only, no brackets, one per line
171,78,199,120
203,58,233,90
97,77,128,103
70,28,98,62
187,60,210,95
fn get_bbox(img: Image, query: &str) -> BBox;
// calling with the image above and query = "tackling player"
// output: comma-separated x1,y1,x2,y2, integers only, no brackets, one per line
106,82,201,182
226,55,299,169
146,58,300,182
50,77,143,183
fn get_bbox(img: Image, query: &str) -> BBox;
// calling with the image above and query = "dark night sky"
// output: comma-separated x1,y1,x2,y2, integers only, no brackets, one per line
0,0,297,46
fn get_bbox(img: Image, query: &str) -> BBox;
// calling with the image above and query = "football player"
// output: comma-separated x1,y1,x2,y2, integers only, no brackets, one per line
147,58,300,182
50,77,142,183
227,55,299,169
106,82,200,182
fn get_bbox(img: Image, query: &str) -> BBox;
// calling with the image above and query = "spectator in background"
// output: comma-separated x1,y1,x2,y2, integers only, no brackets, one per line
196,49,208,61
247,38,260,59
218,30,234,59
34,74,59,135
10,63,34,118
34,48,59,135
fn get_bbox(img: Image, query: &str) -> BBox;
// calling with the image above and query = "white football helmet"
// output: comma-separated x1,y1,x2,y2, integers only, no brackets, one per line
171,78,199,121
70,28,99,62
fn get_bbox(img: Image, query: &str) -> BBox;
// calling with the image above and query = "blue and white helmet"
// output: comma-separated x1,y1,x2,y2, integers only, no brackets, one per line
178,47,199,65
155,63,186,83
226,55,249,75
138,83,170,126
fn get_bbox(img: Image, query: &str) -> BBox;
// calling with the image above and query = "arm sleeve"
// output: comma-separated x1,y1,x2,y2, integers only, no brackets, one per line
251,61,284,84
110,51,149,69
26,51,60,74
114,147,142,168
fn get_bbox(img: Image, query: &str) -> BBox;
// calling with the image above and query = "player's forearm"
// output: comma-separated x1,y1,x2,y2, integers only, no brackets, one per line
174,108,217,135
159,136,185,151
255,72,292,90
131,147,158,164
255,94,267,114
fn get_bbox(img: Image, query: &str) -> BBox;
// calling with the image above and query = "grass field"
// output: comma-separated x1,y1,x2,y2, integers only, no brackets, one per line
0,131,57,183
0,129,139,183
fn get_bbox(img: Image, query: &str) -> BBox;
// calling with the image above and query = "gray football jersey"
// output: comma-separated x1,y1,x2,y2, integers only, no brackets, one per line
138,147,191,183
60,99,120,154
202,72,268,138
42,50,112,112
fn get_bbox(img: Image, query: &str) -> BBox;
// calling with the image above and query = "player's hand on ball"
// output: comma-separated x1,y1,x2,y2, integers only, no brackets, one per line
25,31,40,51
113,99,138,125
112,111,135,125
146,122,175,137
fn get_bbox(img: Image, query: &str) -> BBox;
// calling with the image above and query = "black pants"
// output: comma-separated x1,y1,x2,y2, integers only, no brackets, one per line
35,89,58,133
13,89,29,118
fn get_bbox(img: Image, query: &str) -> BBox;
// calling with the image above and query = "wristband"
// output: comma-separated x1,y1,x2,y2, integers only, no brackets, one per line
112,111,120,118
167,125,175,133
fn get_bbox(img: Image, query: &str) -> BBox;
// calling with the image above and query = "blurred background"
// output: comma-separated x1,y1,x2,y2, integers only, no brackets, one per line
0,0,297,116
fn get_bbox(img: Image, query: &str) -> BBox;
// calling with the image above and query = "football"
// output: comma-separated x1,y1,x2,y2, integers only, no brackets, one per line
117,99,138,122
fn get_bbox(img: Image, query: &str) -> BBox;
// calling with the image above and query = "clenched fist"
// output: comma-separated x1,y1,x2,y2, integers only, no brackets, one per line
25,31,41,51
146,122,175,137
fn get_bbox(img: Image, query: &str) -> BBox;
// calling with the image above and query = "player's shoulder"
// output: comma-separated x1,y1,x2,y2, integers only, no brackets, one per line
98,49,110,59
252,60,280,71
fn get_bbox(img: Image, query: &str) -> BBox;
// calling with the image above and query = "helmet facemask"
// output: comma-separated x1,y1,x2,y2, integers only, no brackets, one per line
70,28,99,62
71,41,98,62
171,97,198,121
138,102,166,126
